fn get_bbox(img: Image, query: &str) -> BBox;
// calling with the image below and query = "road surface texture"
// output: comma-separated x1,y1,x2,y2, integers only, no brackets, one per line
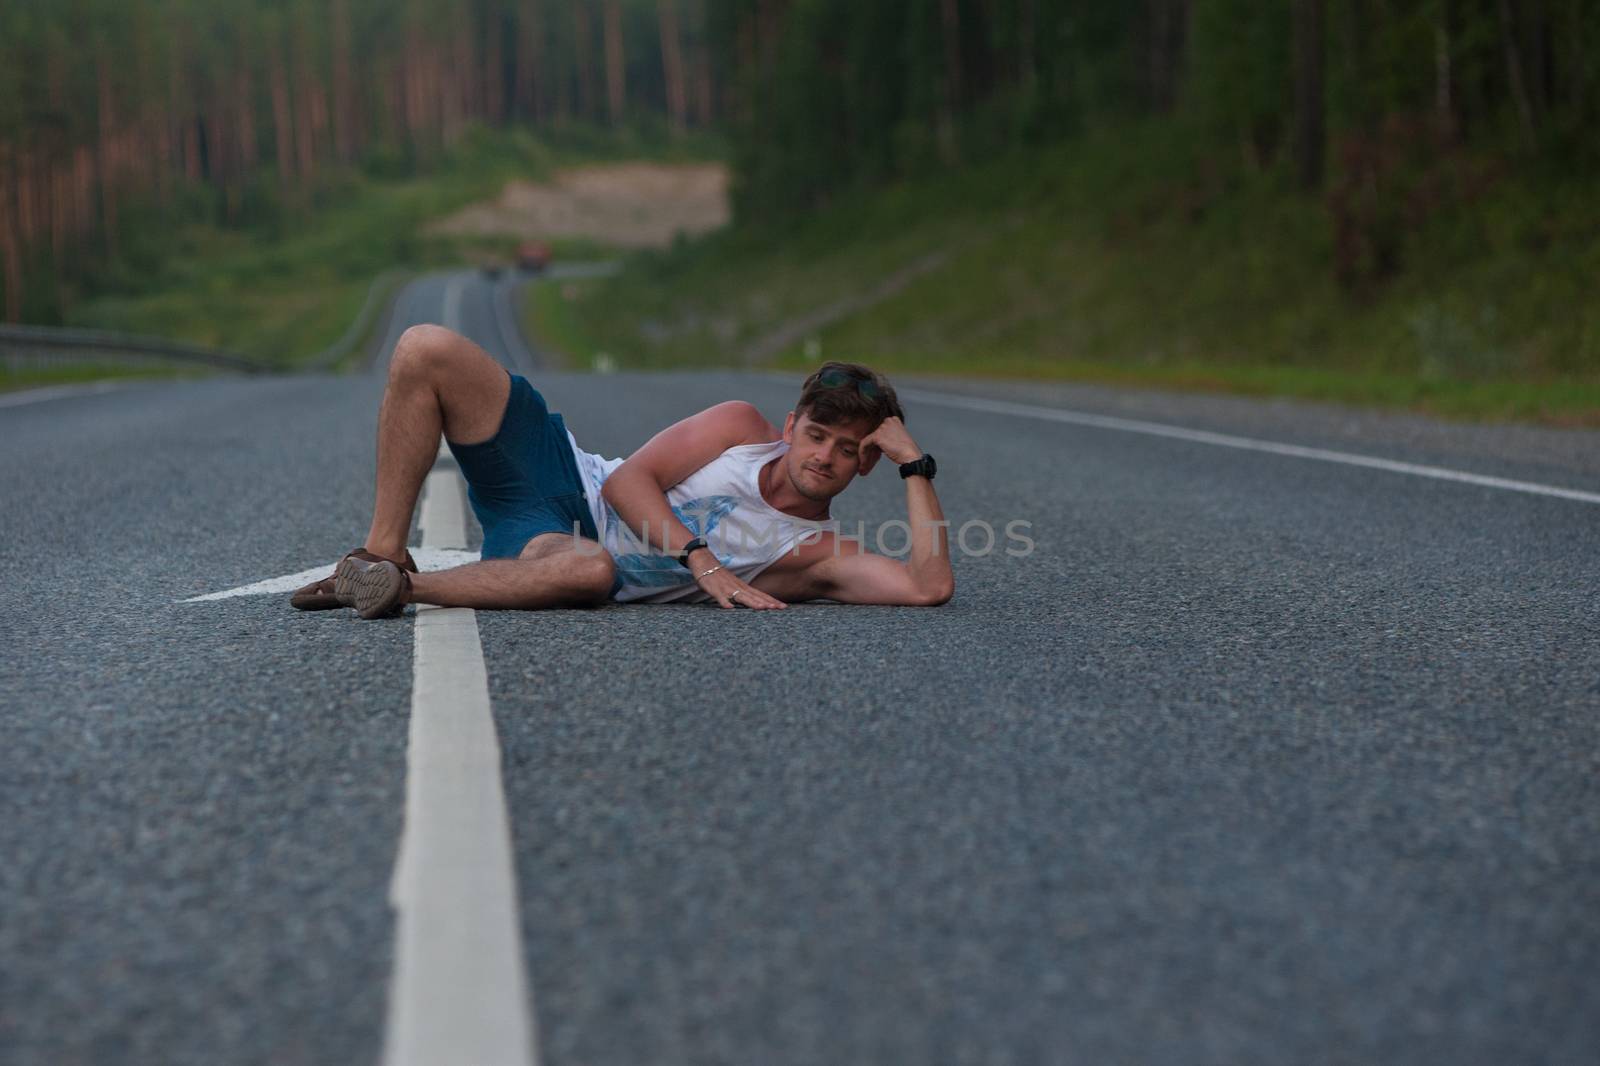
2,267,1596,1065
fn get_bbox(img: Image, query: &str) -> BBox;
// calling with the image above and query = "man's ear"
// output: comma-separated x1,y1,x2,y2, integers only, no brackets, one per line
782,411,795,443
857,443,883,477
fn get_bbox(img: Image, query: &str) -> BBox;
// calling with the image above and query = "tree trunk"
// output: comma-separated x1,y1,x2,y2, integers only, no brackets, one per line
154,120,172,208
0,146,21,322
204,98,227,186
74,147,95,252
1529,0,1551,114
938,0,963,164
1498,0,1537,147
516,0,546,121
332,0,357,162
734,8,756,125
691,0,714,126
401,26,421,150
1019,0,1037,93
1146,0,1171,112
50,160,68,264
446,28,472,141
13,143,33,247
378,61,402,148
171,41,202,184
1434,1,1455,137
484,4,505,124
205,99,237,219
757,0,783,67
604,0,627,124
96,55,119,256
1341,0,1371,127
659,0,688,133
268,39,297,193
292,20,323,184
1567,0,1589,114
1292,0,1325,189
575,1,597,120
236,43,259,172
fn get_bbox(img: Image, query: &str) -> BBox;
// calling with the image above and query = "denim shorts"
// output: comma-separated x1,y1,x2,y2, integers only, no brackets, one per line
446,372,601,559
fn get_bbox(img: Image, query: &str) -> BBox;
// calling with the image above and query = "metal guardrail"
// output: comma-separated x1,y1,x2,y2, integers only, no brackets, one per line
0,323,271,374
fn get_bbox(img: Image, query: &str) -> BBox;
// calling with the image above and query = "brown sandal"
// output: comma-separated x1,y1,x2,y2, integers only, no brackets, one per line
335,556,415,620
289,547,418,613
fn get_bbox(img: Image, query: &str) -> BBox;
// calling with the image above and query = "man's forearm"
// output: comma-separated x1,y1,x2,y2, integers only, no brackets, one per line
600,466,713,566
903,475,953,595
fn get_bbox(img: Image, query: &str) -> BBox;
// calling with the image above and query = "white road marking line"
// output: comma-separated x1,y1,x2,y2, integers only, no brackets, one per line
417,457,469,549
0,380,129,408
178,549,480,602
443,275,465,333
383,457,537,1066
897,387,1600,506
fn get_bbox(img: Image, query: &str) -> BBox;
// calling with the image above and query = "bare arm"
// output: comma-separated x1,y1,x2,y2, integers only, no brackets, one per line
600,401,789,609
805,417,954,605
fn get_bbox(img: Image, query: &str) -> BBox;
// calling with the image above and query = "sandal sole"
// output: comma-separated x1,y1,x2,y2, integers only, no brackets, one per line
336,558,407,619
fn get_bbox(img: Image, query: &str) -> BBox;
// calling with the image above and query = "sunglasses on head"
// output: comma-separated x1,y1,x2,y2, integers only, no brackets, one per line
817,367,882,401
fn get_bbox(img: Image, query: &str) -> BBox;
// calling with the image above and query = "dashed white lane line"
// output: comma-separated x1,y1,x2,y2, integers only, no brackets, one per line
382,451,537,1066
442,275,466,335
897,388,1600,507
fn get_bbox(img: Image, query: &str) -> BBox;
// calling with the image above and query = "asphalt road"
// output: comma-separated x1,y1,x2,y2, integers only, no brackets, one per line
2,267,1597,1065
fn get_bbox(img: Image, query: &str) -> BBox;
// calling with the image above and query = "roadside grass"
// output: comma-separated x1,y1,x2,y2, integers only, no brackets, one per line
526,282,588,371
535,124,1600,425
0,362,214,394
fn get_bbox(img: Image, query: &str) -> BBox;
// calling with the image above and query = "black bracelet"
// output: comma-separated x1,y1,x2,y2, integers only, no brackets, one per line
675,536,709,568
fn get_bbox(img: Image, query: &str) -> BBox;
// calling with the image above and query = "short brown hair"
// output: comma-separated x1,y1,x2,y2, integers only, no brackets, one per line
796,361,904,427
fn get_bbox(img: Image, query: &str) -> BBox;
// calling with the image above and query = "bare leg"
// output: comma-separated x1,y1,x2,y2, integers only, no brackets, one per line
407,533,616,610
362,324,512,561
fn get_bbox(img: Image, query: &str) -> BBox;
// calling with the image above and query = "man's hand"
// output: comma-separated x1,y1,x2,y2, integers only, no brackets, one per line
695,561,788,609
860,416,922,472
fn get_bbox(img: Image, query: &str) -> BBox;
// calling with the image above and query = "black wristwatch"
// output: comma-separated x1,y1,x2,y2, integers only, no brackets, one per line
674,536,710,568
899,453,937,480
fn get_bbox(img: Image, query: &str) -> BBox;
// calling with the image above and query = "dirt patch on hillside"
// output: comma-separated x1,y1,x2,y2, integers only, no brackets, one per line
427,162,729,248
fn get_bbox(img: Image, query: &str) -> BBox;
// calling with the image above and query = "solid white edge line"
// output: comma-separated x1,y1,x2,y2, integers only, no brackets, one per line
382,460,537,1066
892,387,1600,507
180,548,481,602
0,380,130,408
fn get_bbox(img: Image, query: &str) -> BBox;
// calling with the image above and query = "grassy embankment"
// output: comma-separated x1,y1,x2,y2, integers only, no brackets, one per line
533,125,1599,424
2,126,715,392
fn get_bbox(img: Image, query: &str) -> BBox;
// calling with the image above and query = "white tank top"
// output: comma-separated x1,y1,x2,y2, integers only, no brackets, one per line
567,432,838,603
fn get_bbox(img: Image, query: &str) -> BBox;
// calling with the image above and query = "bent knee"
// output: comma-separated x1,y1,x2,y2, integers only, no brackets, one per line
390,323,465,383
572,549,617,603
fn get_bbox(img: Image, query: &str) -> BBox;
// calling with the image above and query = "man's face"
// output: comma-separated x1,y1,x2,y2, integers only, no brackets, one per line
782,410,878,501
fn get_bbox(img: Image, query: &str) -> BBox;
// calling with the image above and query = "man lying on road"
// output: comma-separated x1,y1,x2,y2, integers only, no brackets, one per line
290,325,952,617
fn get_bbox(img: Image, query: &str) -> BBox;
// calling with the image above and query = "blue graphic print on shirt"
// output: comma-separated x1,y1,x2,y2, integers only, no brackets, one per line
610,495,741,588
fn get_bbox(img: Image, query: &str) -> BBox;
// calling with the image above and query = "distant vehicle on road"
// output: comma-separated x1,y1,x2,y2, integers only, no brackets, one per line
516,240,552,274
480,262,505,280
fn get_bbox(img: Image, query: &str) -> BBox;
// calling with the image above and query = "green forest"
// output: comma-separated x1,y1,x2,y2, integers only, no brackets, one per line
0,0,723,324
718,0,1596,209
3,0,1597,414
